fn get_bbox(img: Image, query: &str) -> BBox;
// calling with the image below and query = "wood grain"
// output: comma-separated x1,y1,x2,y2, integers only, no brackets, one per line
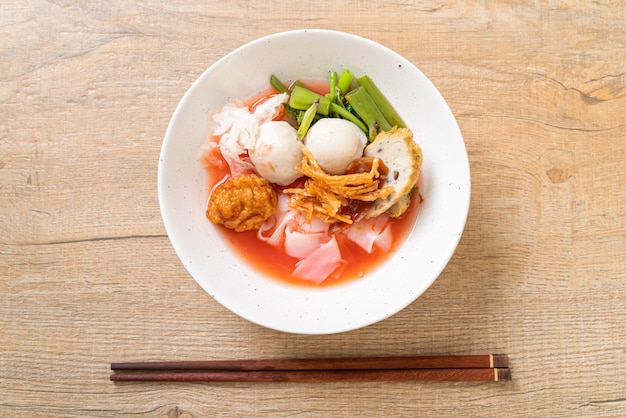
2,0,625,416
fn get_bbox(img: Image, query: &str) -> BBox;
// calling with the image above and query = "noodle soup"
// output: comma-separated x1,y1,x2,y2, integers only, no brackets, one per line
200,74,423,286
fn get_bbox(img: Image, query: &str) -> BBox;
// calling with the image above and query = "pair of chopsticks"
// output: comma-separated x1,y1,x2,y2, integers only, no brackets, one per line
110,354,511,382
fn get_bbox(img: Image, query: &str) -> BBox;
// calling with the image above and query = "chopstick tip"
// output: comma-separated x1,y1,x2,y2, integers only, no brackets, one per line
491,354,509,368
496,368,512,381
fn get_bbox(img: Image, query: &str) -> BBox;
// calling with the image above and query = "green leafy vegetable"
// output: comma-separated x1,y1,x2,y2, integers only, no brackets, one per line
268,70,402,141
289,85,331,116
329,103,368,133
345,86,393,140
356,75,406,128
328,71,338,103
337,69,354,95
270,74,288,94
297,102,318,139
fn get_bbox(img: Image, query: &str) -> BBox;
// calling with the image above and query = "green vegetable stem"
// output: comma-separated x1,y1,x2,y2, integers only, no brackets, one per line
337,69,354,94
268,71,403,142
345,86,393,140
297,102,318,139
329,103,368,133
270,74,288,94
328,71,338,103
356,75,406,128
289,85,331,116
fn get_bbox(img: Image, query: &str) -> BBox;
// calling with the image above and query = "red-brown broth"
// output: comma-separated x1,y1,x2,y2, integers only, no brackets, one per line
215,192,420,288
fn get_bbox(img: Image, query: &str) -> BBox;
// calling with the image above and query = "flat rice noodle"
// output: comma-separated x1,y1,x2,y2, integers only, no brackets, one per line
301,215,329,234
345,214,392,254
284,229,329,259
259,192,341,282
257,194,296,247
284,213,331,259
292,236,344,284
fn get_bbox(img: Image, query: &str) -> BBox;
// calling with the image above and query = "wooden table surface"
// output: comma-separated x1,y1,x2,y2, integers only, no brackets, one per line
2,1,625,416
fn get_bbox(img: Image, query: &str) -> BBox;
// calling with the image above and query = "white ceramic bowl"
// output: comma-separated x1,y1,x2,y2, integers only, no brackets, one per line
158,29,470,334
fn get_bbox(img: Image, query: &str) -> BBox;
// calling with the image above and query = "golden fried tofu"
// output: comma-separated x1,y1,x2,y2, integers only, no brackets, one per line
206,174,277,232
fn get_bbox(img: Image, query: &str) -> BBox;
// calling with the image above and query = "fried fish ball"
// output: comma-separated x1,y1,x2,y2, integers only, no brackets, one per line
363,127,422,218
206,174,277,232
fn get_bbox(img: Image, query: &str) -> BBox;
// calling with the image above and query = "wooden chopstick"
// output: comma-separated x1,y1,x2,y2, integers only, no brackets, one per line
110,368,511,382
110,354,511,382
111,354,508,371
